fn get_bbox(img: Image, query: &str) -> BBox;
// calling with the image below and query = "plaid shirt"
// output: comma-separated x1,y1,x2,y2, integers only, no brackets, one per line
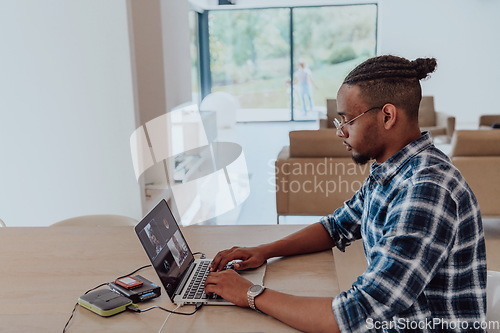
321,132,487,332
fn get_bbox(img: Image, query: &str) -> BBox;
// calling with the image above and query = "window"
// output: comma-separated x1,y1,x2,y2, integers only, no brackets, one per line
195,4,377,122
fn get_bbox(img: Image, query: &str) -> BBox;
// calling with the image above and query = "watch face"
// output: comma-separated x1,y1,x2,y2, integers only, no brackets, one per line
250,285,262,293
249,285,263,293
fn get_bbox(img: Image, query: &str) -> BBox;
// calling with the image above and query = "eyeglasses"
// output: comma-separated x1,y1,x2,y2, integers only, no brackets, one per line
333,106,383,137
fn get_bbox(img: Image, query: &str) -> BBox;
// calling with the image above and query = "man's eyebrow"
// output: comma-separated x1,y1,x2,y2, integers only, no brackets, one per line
337,111,346,116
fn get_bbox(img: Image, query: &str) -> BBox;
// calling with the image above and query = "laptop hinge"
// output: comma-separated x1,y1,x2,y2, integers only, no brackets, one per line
174,260,196,296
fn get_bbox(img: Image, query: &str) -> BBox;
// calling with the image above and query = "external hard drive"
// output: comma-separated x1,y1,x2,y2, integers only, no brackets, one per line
108,275,161,303
78,289,132,317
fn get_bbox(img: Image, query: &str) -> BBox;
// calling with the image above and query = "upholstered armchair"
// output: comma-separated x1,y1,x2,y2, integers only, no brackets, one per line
275,130,370,219
450,130,500,217
418,96,455,142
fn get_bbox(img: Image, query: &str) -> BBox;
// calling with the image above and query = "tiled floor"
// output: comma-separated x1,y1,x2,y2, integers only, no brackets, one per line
210,120,319,226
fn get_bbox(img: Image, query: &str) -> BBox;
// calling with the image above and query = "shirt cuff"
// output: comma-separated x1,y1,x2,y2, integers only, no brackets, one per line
332,294,352,333
320,216,350,252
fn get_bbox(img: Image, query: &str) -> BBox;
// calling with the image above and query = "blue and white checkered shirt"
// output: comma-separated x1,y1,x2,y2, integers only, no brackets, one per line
321,132,487,332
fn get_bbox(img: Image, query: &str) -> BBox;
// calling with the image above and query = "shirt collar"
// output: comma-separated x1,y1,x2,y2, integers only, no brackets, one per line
369,132,434,185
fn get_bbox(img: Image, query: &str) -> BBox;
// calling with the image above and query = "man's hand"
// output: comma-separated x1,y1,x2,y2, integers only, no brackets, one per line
210,246,267,272
204,270,253,307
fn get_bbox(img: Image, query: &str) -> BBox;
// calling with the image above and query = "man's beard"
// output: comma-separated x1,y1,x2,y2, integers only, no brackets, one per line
352,152,372,165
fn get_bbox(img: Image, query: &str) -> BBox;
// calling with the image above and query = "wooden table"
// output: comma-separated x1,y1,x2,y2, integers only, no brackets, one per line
0,225,339,333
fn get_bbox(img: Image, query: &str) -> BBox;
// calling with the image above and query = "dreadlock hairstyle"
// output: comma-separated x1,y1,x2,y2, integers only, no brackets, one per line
343,55,437,122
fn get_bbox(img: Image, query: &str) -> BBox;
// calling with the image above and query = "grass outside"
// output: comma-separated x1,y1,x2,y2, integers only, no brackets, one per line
212,57,368,110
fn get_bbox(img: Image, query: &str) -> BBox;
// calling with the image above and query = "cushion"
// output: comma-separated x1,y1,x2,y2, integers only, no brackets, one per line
289,130,351,157
450,130,500,157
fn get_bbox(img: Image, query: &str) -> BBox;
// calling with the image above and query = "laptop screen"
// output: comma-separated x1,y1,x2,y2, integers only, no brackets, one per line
135,200,194,298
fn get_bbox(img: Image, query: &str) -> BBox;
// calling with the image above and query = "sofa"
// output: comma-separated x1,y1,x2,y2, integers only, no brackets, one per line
450,130,500,217
319,97,455,142
275,130,371,218
479,114,500,129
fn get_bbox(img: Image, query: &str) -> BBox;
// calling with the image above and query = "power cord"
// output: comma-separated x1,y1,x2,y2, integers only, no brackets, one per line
62,264,151,333
159,304,181,333
126,303,202,315
62,253,206,332
127,302,203,333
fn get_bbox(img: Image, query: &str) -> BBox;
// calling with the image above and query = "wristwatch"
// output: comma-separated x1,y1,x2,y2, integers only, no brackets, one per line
247,284,266,312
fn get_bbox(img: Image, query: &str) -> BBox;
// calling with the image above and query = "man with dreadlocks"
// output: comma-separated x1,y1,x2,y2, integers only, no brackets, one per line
205,55,487,333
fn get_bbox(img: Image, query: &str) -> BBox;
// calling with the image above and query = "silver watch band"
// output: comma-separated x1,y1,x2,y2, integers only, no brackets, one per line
248,294,258,311
247,285,266,312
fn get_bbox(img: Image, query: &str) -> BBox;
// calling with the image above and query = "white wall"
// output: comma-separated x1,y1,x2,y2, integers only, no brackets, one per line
378,0,500,127
0,0,142,226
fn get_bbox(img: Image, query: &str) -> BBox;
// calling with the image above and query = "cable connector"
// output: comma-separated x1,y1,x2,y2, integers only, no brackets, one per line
127,304,141,313
192,252,206,259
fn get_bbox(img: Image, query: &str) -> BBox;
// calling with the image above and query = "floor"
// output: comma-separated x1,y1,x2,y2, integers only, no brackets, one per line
208,120,319,226
203,120,500,238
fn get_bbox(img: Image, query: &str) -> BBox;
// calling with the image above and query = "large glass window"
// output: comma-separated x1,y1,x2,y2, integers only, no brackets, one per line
199,4,377,122
208,8,291,121
292,5,377,120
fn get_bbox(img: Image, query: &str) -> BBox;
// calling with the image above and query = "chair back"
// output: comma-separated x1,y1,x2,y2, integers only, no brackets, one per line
0,218,6,227
325,99,338,128
487,270,500,322
51,214,137,227
418,96,436,127
200,92,239,128
479,114,500,128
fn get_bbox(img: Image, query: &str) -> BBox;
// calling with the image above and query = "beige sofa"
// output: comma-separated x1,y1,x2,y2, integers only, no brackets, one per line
275,130,370,218
450,130,500,217
319,97,455,142
479,114,500,129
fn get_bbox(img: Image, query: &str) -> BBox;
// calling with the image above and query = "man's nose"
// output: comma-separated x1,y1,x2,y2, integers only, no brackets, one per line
336,127,347,138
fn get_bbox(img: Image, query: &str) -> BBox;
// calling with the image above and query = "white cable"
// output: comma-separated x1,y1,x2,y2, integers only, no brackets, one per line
158,304,181,333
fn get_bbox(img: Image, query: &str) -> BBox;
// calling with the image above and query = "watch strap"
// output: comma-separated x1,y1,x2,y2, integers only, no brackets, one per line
247,285,265,312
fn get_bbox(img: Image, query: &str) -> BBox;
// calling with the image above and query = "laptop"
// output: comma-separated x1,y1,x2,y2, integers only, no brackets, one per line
135,199,264,306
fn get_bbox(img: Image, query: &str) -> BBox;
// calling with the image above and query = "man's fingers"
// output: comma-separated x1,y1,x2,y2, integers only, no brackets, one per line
212,248,243,271
205,272,220,284
210,249,231,271
234,257,263,270
234,260,251,270
204,284,220,295
210,253,223,271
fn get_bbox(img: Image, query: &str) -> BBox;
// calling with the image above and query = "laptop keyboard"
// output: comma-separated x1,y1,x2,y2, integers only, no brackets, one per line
183,261,210,299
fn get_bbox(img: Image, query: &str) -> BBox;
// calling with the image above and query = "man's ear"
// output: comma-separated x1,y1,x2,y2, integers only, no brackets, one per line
381,104,397,130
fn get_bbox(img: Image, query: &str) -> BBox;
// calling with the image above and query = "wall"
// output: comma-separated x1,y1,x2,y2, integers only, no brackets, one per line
377,0,500,127
0,0,142,226
127,0,193,215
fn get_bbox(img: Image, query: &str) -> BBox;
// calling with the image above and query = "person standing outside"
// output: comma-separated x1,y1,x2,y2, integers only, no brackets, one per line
205,55,487,332
294,60,316,114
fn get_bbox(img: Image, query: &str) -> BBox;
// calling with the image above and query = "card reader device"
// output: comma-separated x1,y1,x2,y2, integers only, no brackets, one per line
108,275,161,303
